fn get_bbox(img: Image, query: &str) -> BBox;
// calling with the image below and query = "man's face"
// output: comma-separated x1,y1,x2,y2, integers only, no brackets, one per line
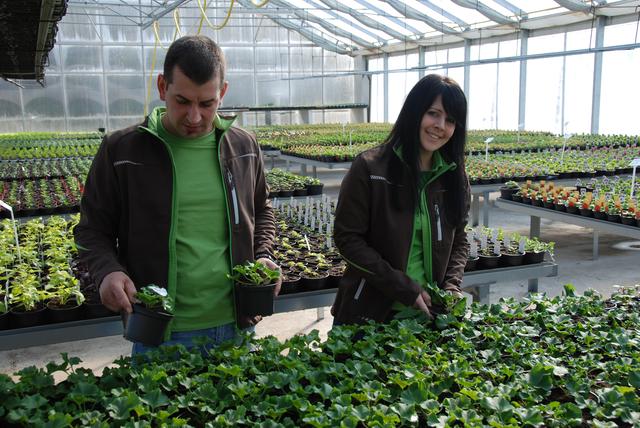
157,66,228,138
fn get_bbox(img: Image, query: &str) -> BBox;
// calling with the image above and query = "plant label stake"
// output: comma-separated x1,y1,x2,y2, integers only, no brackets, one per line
484,137,494,162
0,200,21,263
310,216,315,230
561,132,572,167
493,243,501,256
469,241,478,258
304,234,311,252
480,234,488,250
630,158,640,198
519,237,526,254
504,235,511,250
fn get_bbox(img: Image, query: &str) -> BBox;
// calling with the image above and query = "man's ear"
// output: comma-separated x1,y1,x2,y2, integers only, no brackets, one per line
219,80,229,102
157,74,168,101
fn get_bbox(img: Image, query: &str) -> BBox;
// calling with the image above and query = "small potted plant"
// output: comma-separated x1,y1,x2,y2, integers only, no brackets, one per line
228,261,280,317
122,284,174,346
499,180,520,200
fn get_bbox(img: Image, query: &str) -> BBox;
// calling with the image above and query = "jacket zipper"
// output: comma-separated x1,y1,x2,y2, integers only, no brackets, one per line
354,278,366,300
227,168,240,225
435,203,442,242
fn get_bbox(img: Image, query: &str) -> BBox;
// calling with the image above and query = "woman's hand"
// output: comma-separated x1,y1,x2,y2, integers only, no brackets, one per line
413,290,433,319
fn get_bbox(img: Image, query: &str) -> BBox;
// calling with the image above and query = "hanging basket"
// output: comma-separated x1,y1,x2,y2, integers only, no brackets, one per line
234,282,275,317
122,304,173,346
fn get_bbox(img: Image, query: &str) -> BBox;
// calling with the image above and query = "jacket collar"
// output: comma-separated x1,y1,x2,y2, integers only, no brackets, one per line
138,107,236,139
392,143,456,173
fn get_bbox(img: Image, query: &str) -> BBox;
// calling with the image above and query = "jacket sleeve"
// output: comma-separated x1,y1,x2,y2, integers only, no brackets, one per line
440,177,471,292
73,137,127,288
334,156,423,307
252,142,276,261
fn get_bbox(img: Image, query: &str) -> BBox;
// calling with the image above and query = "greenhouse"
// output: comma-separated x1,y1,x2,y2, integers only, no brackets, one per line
1,0,640,426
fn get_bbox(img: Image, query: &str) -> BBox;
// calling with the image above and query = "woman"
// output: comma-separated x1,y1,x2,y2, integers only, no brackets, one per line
331,74,470,325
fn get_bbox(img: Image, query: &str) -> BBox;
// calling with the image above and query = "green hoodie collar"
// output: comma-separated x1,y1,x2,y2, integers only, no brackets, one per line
392,144,456,173
140,106,236,138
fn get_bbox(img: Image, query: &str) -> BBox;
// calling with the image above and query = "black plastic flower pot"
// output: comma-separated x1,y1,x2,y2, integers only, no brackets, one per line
511,194,523,203
607,214,621,223
554,203,566,212
234,283,275,317
621,215,636,226
593,211,607,220
280,276,301,295
579,208,593,217
84,301,117,318
293,188,308,197
567,205,579,214
278,190,294,198
306,183,324,196
9,304,48,329
46,301,84,324
499,187,518,200
299,273,329,291
501,252,524,267
523,251,545,265
478,254,501,270
122,304,173,346
464,256,479,272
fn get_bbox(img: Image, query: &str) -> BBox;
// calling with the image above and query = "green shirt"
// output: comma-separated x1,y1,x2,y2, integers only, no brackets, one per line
393,150,453,312
150,108,234,331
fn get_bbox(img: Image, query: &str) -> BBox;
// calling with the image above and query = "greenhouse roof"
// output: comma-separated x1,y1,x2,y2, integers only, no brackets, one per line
0,0,68,83
60,0,640,56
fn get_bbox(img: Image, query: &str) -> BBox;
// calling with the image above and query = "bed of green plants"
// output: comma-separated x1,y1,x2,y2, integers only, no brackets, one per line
2,285,639,427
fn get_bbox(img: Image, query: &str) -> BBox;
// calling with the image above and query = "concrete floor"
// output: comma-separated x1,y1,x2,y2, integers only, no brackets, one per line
2,163,639,378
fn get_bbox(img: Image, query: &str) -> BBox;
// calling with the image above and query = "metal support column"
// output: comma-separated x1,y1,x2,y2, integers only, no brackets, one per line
383,53,389,123
518,30,529,130
591,16,606,134
528,214,541,293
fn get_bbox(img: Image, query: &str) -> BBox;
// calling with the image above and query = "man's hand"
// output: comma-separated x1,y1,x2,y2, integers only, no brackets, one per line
256,257,282,296
413,290,433,319
99,271,137,314
448,290,464,300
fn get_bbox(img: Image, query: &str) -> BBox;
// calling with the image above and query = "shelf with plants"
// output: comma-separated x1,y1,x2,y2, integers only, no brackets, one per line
0,132,101,161
0,158,92,181
0,176,84,218
501,177,640,227
3,284,640,426
0,216,115,332
266,168,324,198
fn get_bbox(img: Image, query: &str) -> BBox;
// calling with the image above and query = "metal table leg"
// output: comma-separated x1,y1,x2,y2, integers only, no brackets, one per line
530,215,541,238
313,166,317,179
301,163,307,176
592,230,599,260
482,191,490,227
471,194,480,227
316,307,325,320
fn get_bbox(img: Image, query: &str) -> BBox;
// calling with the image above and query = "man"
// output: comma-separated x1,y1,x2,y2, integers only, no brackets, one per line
74,35,280,355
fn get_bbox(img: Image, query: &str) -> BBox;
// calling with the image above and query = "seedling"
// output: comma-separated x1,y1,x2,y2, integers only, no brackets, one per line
228,262,280,286
136,284,174,313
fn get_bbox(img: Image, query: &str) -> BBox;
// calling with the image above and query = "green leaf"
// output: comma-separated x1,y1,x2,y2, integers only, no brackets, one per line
563,284,576,297
142,389,170,409
529,364,553,392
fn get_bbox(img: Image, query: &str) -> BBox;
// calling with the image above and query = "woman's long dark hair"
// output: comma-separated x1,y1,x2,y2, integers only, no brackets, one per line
386,74,468,226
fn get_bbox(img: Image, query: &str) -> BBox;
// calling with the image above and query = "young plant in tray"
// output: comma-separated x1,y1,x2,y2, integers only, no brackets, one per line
122,284,174,346
228,261,280,317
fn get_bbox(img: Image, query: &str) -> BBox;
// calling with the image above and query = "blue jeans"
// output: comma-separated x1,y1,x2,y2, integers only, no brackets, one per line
131,323,254,357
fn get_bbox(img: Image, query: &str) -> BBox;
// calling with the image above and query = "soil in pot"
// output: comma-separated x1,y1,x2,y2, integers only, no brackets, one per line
478,254,501,270
501,252,524,267
122,304,174,346
234,282,275,316
47,300,84,324
9,304,48,329
523,251,545,265
464,256,479,272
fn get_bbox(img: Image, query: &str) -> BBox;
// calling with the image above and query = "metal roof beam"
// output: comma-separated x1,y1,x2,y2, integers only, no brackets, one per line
141,0,191,29
416,0,470,29
319,0,414,43
236,0,354,55
266,0,376,48
553,0,593,13
305,0,385,43
354,0,421,34
492,0,528,19
384,0,462,36
450,0,518,26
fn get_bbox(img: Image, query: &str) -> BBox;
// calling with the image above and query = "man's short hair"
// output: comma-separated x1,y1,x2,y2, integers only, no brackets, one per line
163,35,226,86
